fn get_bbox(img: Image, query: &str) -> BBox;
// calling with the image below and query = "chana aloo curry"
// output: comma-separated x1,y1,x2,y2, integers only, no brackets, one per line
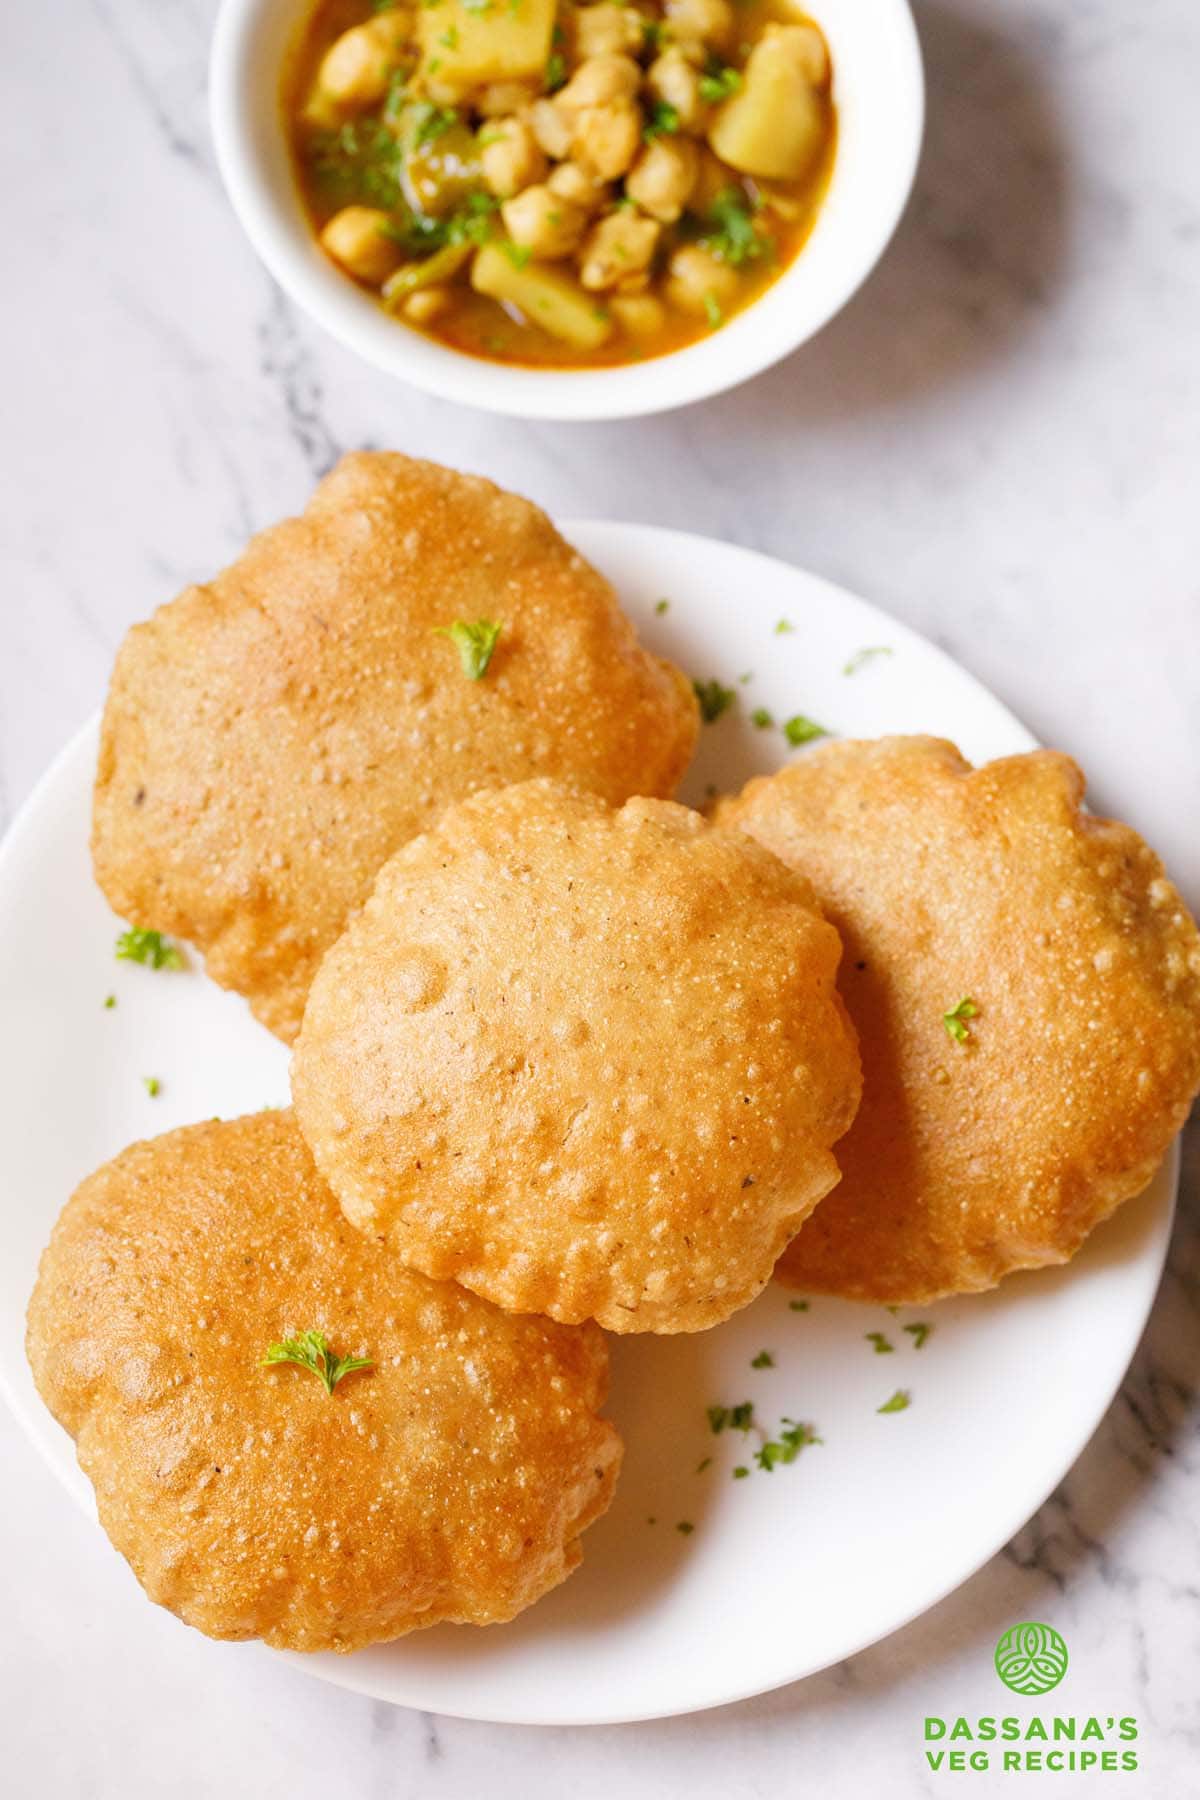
286,0,837,367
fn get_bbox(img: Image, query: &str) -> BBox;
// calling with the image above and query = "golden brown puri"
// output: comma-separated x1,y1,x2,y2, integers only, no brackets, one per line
26,1112,620,1654
715,737,1200,1305
292,779,862,1334
92,452,698,1043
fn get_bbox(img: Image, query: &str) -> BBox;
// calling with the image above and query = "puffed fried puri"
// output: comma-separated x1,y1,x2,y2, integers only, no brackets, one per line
26,1112,621,1653
92,452,698,1042
291,779,862,1334
716,737,1200,1304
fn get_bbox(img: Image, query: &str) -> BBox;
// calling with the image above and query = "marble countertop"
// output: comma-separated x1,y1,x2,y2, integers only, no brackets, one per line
4,0,1198,1792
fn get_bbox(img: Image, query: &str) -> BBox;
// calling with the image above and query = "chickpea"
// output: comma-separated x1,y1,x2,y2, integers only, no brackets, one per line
663,242,740,317
572,99,642,181
501,184,589,259
625,136,699,223
579,210,661,290
664,0,734,50
689,146,735,216
320,206,402,285
314,13,410,113
481,116,548,199
403,287,451,325
529,96,573,159
610,292,667,337
478,80,539,118
557,54,641,111
547,160,612,213
575,4,645,60
646,49,707,132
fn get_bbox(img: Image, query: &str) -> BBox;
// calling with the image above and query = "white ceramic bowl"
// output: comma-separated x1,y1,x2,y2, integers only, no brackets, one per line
210,0,924,421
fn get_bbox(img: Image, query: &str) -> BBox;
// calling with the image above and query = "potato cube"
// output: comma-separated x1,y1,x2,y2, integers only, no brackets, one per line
471,242,614,348
416,0,556,86
707,25,828,181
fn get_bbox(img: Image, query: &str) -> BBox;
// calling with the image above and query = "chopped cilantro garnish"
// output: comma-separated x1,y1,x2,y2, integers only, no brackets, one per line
865,1331,894,1354
382,68,410,126
501,238,533,268
438,24,459,46
434,617,503,680
698,63,742,103
142,1076,161,1097
410,102,459,149
308,119,406,210
442,192,499,247
696,1456,712,1473
644,101,681,140
756,1419,819,1471
104,994,116,1010
707,1404,729,1434
783,714,826,747
877,1389,911,1414
774,618,795,635
384,198,496,258
654,597,670,614
751,706,774,730
261,1329,373,1397
733,1465,749,1479
676,1519,695,1535
904,1322,933,1349
942,997,978,1044
701,186,765,268
843,645,894,677
693,677,736,722
702,291,723,329
544,48,567,89
788,1299,809,1312
750,1349,774,1369
729,1401,754,1432
116,927,185,970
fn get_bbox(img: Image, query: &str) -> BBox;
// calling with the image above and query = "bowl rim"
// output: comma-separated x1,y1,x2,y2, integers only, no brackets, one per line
210,0,925,421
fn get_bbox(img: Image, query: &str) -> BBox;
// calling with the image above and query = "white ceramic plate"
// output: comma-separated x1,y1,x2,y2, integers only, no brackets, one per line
0,525,1174,1725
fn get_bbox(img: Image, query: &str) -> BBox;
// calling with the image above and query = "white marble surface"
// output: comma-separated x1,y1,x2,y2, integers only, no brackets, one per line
3,0,1199,1792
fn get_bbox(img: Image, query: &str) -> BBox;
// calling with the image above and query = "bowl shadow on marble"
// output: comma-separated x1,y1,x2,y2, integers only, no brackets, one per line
666,1109,1200,1735
710,0,1071,429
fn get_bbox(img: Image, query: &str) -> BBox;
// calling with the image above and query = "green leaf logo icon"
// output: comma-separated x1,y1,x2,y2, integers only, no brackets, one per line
994,1622,1069,1696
